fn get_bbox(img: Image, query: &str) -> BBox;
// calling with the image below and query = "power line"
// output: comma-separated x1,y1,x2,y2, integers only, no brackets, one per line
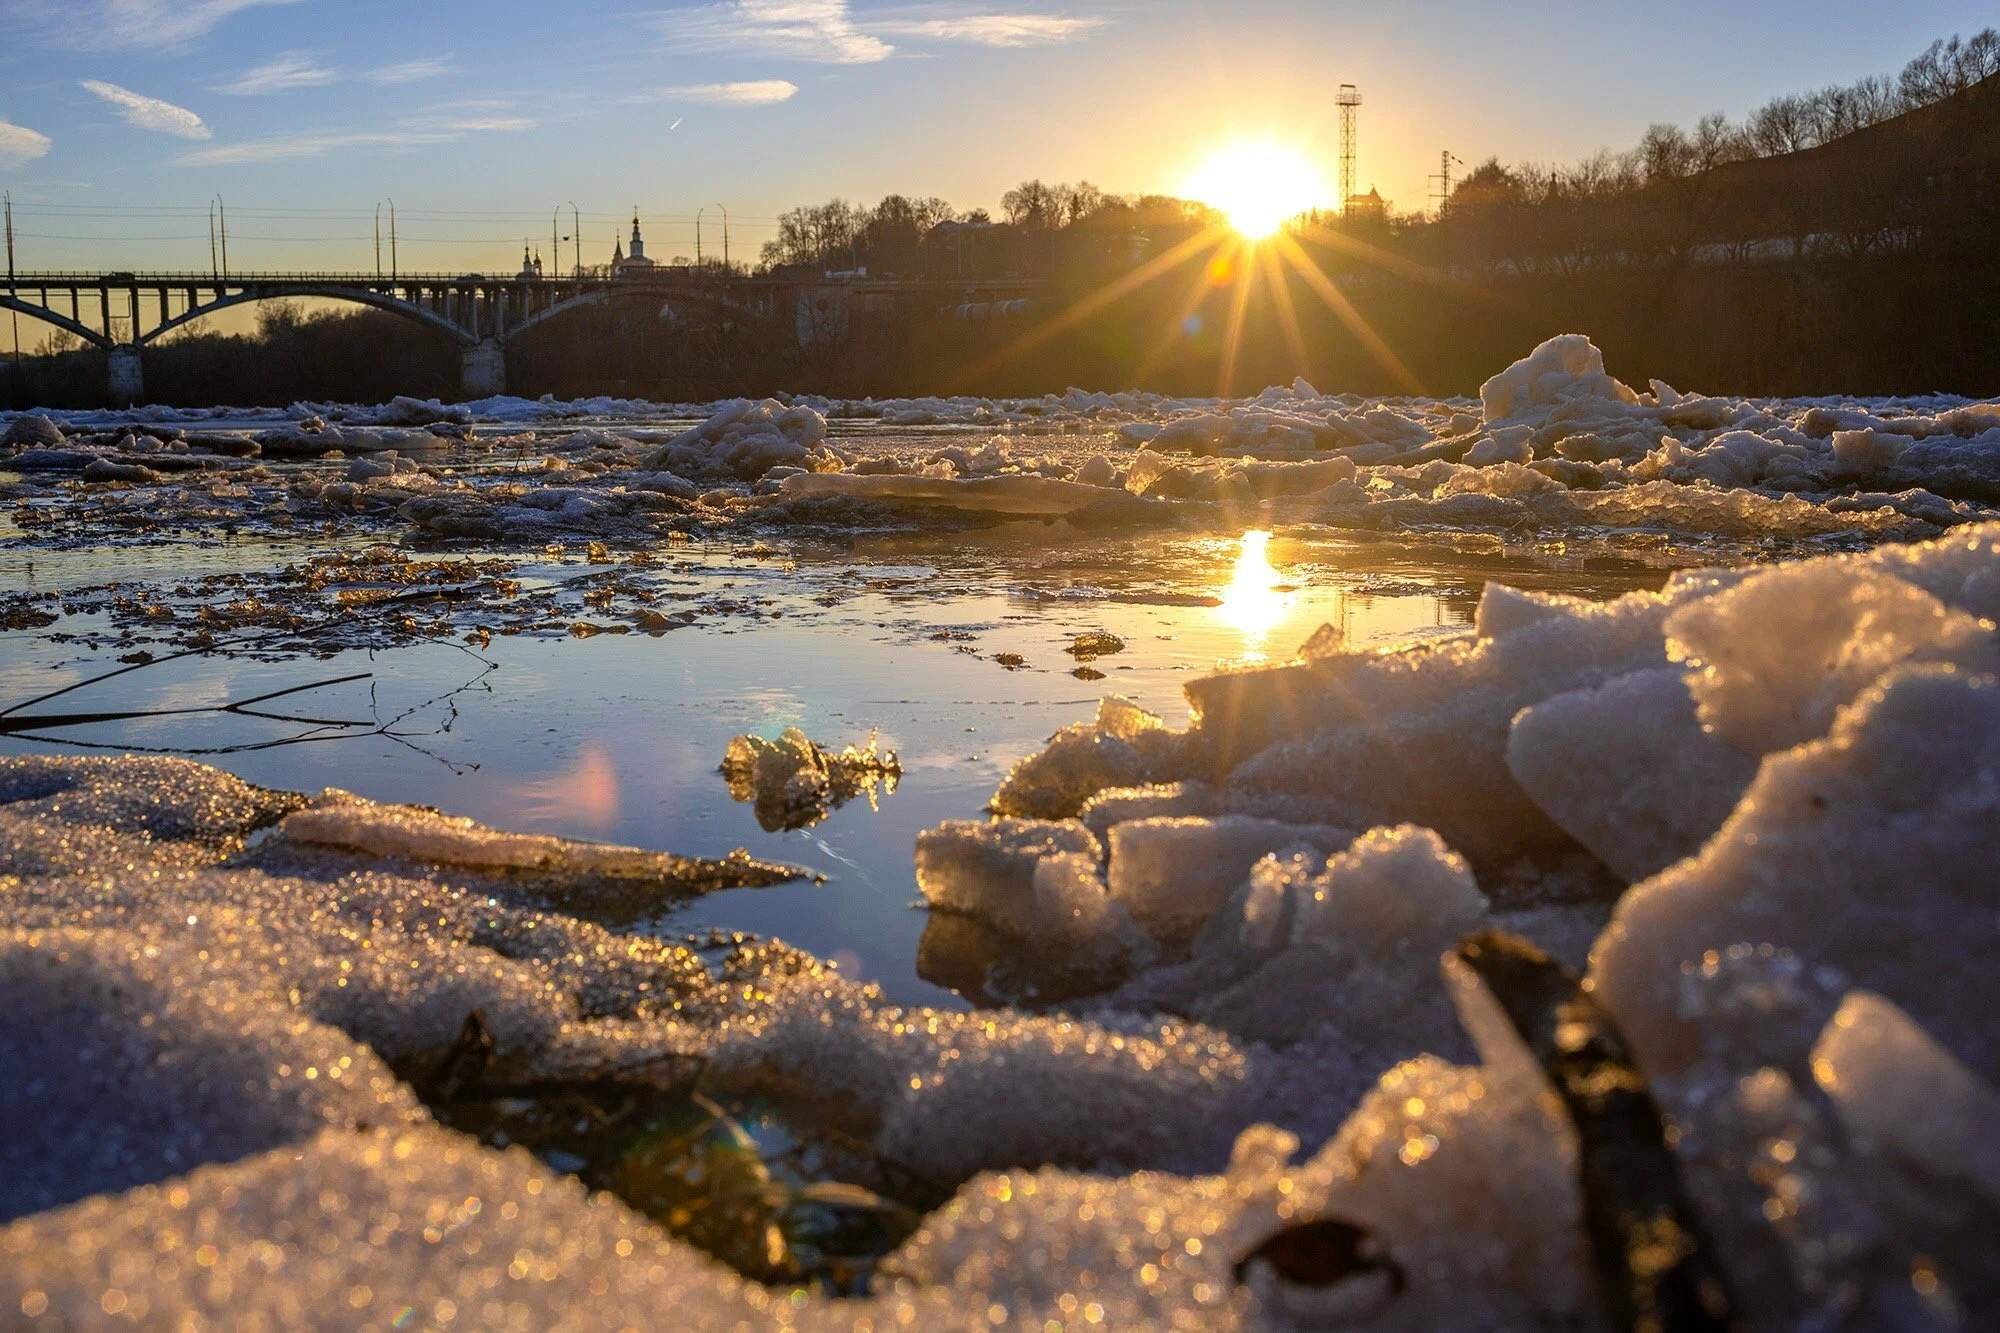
8,204,786,222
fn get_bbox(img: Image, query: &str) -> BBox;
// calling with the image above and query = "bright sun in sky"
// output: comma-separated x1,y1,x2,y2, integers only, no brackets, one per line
1182,141,1330,240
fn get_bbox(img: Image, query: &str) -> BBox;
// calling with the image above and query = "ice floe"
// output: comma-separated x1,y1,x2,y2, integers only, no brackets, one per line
10,334,2000,554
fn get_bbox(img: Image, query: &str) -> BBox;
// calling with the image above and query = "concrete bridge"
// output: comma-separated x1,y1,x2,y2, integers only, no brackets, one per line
0,270,1045,402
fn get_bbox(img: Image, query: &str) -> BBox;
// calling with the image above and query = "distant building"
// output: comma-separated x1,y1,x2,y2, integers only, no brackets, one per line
1343,188,1387,222
517,246,543,281
612,212,656,279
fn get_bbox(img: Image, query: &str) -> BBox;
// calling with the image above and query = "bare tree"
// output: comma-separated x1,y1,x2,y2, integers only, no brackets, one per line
1001,179,1064,229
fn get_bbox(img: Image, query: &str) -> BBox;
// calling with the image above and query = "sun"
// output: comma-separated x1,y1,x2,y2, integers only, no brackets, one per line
1182,141,1328,240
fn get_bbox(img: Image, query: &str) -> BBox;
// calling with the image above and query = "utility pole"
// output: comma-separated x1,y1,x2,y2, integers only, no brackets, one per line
695,208,704,267
551,205,561,280
386,198,397,279
714,204,729,270
209,198,220,278
1337,84,1362,212
567,201,580,277
1429,150,1464,218
374,202,384,279
214,195,229,278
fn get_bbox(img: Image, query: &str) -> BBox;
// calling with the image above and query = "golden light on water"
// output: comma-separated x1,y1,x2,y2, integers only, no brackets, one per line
1182,141,1328,240
1216,530,1291,657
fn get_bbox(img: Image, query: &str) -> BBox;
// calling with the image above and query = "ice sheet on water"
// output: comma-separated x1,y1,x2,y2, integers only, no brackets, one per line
277,792,804,893
14,333,1999,550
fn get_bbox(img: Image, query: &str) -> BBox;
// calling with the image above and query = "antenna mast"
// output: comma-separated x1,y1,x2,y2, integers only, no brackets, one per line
1337,84,1362,211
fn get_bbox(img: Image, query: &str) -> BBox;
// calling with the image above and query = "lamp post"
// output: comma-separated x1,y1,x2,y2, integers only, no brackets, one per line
5,191,18,380
213,195,228,279
382,198,397,280
567,201,581,277
374,202,384,279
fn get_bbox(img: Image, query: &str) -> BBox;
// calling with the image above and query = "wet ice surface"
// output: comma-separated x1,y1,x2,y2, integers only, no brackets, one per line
4,340,1998,1327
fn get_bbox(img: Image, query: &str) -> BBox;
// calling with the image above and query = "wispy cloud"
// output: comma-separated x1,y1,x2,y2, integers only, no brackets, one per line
365,56,458,85
79,79,212,139
181,130,445,166
0,119,54,166
872,13,1108,46
403,99,536,133
630,80,800,106
5,0,302,50
658,0,893,64
180,103,531,166
213,52,338,95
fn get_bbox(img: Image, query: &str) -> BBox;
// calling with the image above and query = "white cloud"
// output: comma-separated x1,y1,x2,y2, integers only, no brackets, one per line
79,79,212,139
181,105,530,166
658,1,893,64
0,119,54,165
213,52,338,95
632,80,799,106
5,0,302,49
872,14,1108,46
365,57,458,85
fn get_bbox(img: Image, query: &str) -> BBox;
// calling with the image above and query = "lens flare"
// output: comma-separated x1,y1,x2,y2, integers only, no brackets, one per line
1183,141,1328,240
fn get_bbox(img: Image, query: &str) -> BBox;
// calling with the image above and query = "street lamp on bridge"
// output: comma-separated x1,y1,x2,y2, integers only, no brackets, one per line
210,196,228,280
375,199,398,281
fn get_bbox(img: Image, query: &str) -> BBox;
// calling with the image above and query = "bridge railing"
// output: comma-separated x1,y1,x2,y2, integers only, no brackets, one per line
4,271,535,284
4,270,1047,290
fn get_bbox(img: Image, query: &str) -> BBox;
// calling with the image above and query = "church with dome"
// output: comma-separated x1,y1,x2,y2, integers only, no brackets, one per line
610,211,656,278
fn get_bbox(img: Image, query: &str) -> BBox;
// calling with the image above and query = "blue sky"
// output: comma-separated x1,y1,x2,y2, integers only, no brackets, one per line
0,0,1994,279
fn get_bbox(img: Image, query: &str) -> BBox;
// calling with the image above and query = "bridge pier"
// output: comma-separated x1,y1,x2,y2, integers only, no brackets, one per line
460,338,506,398
107,345,144,405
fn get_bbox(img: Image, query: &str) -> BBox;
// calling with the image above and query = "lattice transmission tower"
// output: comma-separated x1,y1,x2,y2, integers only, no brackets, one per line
1430,150,1465,218
1337,84,1362,210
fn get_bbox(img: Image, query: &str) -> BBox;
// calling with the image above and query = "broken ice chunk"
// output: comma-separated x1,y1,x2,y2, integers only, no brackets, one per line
991,696,1180,819
1507,667,1757,881
1106,815,1353,941
1664,562,2000,755
718,725,900,831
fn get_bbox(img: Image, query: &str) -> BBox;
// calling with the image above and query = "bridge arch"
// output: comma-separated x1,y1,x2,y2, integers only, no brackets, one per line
502,284,778,345
0,295,114,351
138,286,478,348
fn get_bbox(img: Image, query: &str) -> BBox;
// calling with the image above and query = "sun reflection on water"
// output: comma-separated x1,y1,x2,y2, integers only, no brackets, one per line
1216,530,1292,659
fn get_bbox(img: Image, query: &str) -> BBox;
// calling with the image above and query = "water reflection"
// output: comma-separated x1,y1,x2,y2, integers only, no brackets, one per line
1215,530,1293,660
509,742,623,833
